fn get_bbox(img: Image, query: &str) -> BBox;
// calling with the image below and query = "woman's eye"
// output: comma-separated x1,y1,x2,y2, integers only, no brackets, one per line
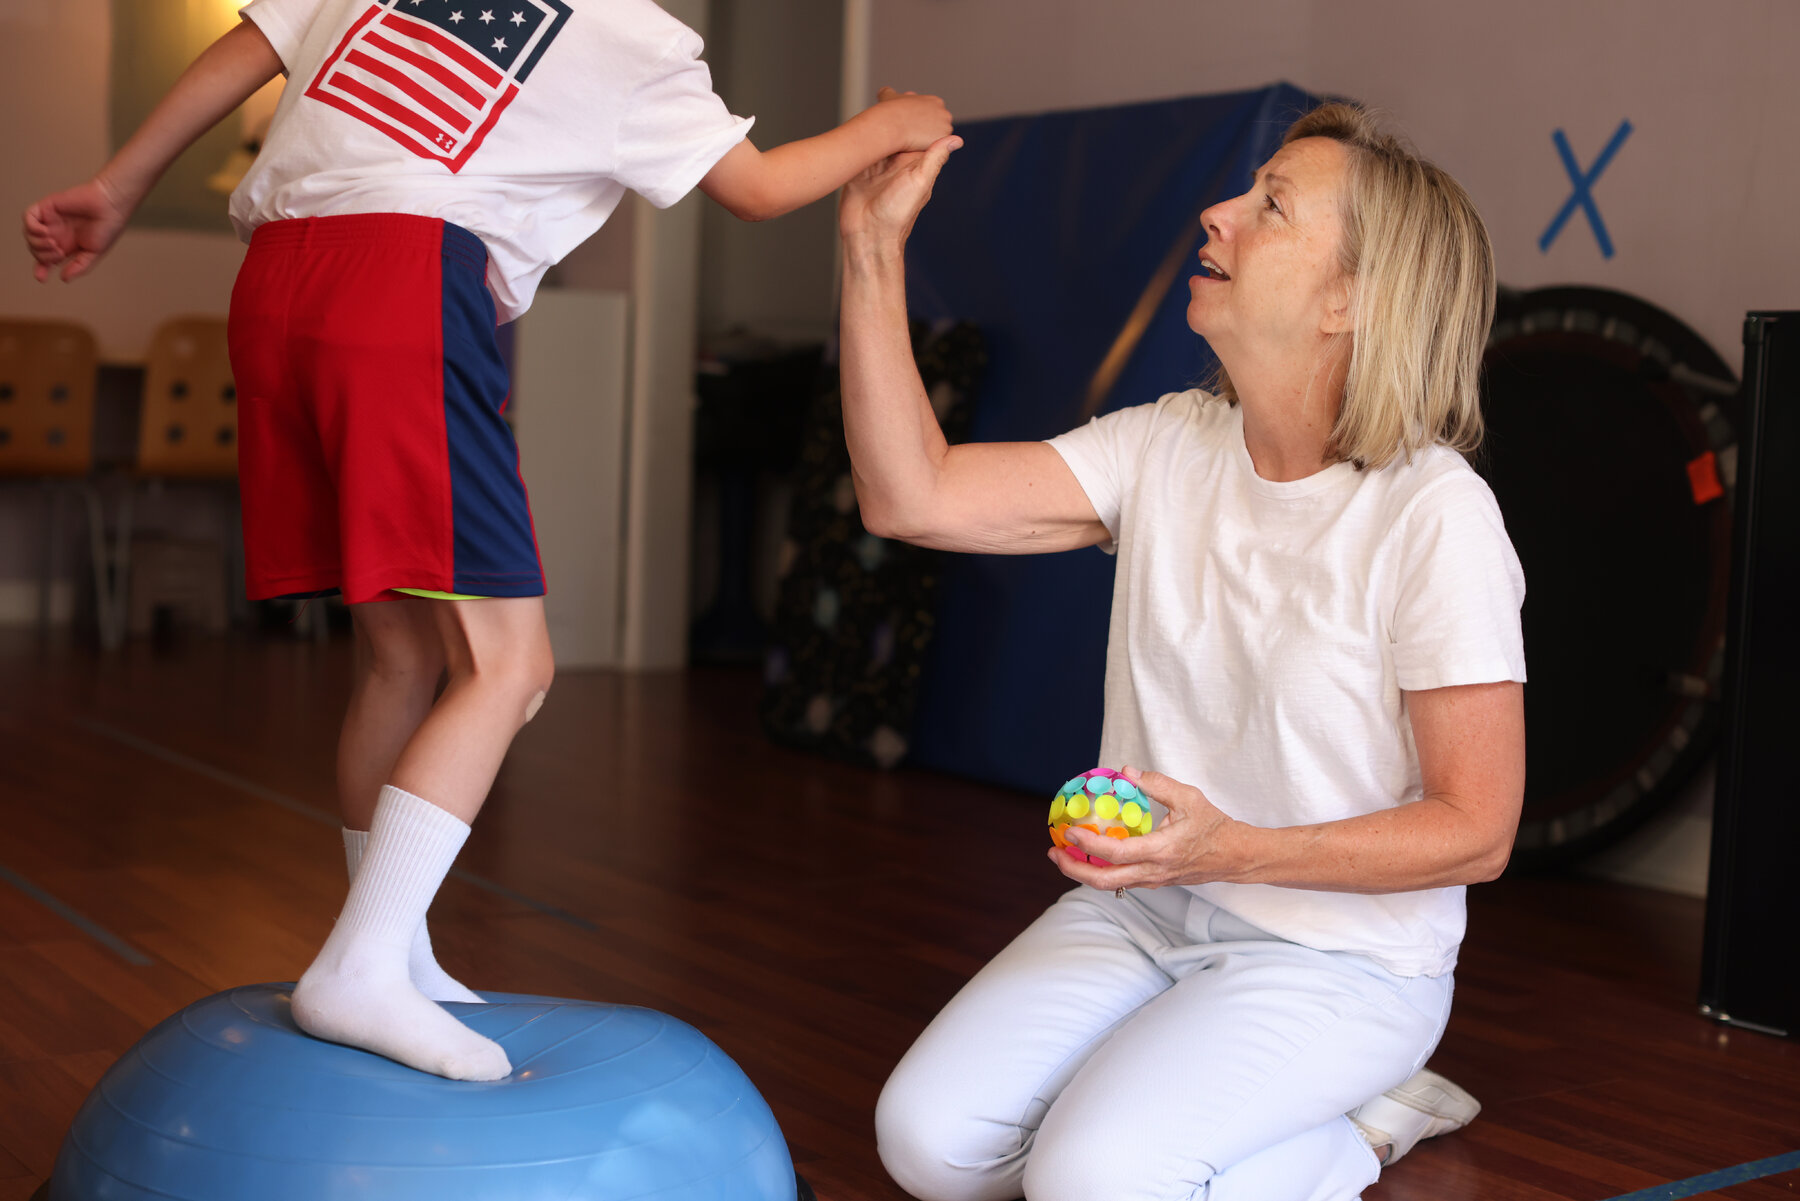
1264,194,1280,214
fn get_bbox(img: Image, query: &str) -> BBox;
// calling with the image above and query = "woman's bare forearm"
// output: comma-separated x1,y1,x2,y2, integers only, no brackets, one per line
1167,681,1523,892
1223,794,1517,893
839,238,951,538
99,20,282,209
839,241,1110,553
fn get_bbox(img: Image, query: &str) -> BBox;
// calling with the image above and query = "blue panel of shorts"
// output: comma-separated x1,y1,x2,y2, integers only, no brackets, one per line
439,221,545,598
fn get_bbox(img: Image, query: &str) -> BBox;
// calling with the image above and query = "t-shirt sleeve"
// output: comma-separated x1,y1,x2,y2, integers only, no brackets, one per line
239,0,326,72
1045,396,1174,552
1389,470,1528,691
613,29,755,209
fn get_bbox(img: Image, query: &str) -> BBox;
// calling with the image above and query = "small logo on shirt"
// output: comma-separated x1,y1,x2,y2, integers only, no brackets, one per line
304,0,572,172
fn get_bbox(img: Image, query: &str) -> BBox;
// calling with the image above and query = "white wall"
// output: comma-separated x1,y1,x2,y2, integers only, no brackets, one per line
700,0,844,343
868,0,1800,368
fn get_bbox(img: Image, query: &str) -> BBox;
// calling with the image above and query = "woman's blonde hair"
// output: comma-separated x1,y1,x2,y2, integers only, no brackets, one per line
1213,103,1495,469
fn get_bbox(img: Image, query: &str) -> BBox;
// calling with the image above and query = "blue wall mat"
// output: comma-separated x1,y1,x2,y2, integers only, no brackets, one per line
49,984,796,1201
903,82,1323,795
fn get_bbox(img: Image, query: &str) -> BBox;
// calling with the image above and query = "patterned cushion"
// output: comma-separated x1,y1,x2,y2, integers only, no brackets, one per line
761,323,986,768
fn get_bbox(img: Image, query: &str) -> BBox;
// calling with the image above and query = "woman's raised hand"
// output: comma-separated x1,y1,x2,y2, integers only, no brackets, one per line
839,88,962,252
1054,767,1250,891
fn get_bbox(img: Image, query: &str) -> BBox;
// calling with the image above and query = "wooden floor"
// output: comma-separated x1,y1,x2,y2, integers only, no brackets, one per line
0,628,1794,1201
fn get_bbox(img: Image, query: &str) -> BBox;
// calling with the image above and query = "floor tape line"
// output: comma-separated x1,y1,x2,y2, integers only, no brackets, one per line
1601,1149,1800,1200
0,863,154,966
75,717,599,933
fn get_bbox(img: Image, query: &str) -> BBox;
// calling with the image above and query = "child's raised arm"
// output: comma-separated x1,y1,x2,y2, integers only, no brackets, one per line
698,87,952,223
23,19,282,282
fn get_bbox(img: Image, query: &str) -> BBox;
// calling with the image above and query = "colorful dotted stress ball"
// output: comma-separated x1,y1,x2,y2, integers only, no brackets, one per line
1050,768,1154,865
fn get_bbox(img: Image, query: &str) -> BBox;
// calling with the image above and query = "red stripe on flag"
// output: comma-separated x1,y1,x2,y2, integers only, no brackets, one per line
444,82,517,172
363,31,486,108
327,71,454,150
345,48,472,133
378,11,503,87
311,4,382,84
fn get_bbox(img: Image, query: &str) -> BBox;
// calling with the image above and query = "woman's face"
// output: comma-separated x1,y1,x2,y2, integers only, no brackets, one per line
1185,137,1352,357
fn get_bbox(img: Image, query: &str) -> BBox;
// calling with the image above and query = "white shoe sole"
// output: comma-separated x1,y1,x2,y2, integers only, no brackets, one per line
1348,1068,1481,1165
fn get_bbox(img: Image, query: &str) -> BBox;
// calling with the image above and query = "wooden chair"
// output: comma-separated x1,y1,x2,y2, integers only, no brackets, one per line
0,320,98,476
0,320,100,630
136,317,238,479
91,317,247,647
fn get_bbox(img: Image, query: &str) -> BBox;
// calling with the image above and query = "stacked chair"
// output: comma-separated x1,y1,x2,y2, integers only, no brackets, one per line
0,316,256,648
0,319,101,632
109,317,243,645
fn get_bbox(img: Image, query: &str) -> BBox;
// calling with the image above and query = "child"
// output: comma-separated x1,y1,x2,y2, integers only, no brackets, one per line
24,0,954,1082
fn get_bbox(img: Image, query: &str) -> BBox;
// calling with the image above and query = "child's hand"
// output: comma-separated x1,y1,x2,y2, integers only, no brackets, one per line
23,177,132,283
874,86,954,152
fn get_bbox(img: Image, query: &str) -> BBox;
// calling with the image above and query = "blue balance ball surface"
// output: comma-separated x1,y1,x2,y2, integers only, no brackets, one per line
50,984,797,1201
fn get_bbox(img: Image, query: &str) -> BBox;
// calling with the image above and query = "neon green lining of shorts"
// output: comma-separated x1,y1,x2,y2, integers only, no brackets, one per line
393,588,491,601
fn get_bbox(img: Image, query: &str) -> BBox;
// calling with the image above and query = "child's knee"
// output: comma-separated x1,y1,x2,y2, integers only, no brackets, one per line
521,641,554,713
450,634,552,725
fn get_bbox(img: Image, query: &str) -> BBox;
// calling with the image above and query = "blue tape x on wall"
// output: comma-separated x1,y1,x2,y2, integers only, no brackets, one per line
903,81,1323,796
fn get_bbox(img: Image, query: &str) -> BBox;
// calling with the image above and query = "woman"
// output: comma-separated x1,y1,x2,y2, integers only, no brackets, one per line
842,100,1527,1201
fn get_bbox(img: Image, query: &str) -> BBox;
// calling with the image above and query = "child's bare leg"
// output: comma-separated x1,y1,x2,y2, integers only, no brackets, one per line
336,599,484,1003
293,596,553,1081
388,596,556,821
338,597,442,831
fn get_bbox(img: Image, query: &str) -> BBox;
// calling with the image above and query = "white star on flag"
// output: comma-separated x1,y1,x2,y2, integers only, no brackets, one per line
511,10,526,23
479,9,494,21
449,9,462,20
493,36,507,50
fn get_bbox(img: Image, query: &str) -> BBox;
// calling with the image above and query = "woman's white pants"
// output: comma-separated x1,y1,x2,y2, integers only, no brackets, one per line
875,885,1454,1201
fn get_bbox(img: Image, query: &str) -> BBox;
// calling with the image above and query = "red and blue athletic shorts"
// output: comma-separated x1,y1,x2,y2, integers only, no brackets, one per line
228,213,544,604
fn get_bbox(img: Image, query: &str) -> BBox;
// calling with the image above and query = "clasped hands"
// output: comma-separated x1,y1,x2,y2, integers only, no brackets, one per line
1053,767,1251,891
839,88,963,250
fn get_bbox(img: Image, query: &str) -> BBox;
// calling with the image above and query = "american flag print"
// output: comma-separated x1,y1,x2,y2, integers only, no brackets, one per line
303,0,573,172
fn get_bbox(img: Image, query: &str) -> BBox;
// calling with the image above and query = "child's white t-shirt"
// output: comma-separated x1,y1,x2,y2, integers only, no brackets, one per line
1048,391,1527,977
232,0,754,321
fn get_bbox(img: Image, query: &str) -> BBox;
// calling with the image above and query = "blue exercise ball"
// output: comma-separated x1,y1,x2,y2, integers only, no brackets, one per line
45,984,804,1201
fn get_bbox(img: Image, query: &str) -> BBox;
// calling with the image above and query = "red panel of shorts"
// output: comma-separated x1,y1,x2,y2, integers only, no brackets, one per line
227,214,544,604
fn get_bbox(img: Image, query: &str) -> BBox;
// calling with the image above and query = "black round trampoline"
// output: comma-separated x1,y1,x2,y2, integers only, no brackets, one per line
1478,286,1738,869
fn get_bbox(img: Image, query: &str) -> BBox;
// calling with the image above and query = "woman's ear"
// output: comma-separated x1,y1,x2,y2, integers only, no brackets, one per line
1319,274,1355,336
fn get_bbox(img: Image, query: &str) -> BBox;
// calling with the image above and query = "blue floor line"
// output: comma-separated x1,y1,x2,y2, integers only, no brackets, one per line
75,717,599,933
0,863,154,966
1602,1149,1800,1200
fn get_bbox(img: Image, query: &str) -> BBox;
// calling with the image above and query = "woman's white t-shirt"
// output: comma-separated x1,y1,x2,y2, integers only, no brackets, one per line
1048,390,1527,977
233,0,753,321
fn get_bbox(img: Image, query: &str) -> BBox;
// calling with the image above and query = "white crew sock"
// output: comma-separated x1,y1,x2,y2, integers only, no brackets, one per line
343,827,483,1004
293,786,511,1081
